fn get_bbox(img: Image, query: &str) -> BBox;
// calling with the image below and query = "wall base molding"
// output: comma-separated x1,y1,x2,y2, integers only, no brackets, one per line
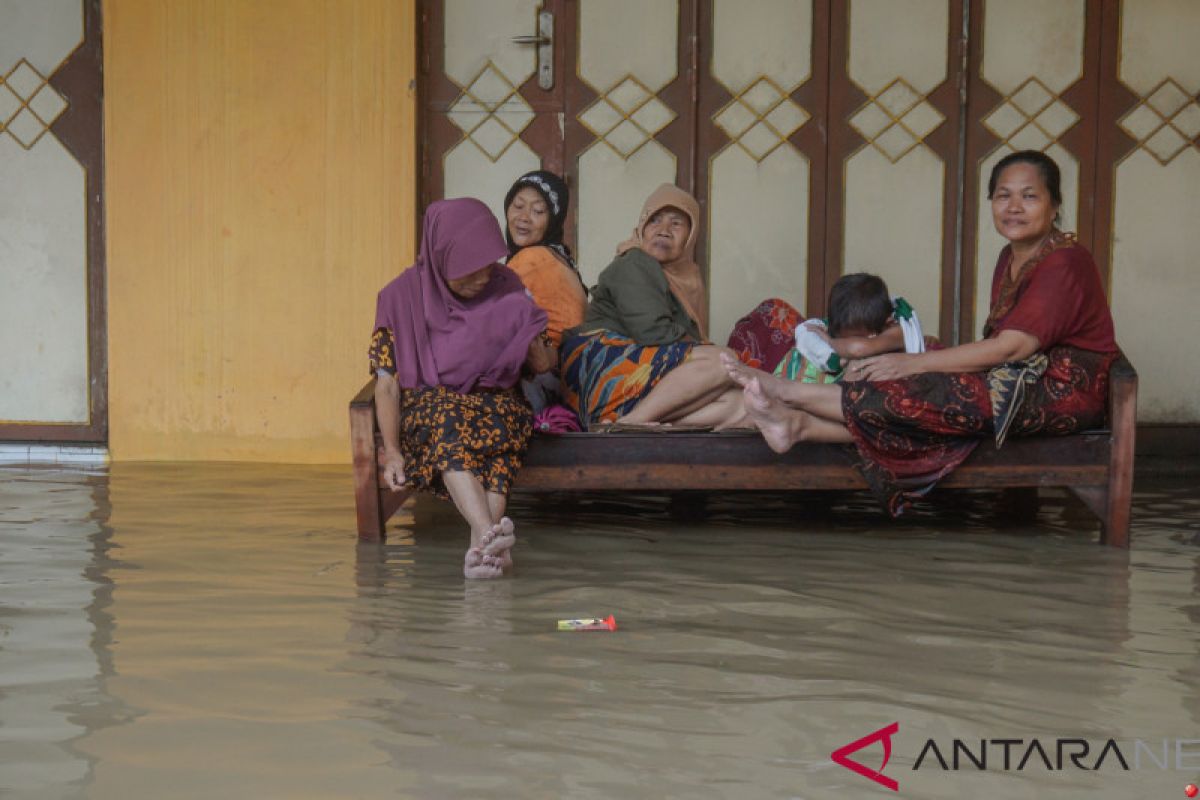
0,444,109,466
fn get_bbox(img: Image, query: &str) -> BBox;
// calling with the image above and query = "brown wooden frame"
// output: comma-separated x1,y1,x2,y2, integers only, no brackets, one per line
350,352,1137,548
1,0,106,443
415,2,1131,340
1093,0,1142,293
959,0,1106,341
692,0,832,315
418,0,571,215
418,0,819,297
824,0,967,340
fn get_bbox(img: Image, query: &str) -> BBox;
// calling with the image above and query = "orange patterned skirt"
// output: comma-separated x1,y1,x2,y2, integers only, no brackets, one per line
397,384,533,500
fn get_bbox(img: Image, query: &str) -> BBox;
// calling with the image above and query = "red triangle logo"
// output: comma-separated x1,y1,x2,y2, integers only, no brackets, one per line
830,722,900,791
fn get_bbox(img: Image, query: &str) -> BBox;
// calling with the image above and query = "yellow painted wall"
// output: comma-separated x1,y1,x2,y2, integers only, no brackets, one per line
104,0,416,462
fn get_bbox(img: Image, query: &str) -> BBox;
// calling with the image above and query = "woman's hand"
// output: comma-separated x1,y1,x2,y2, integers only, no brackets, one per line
847,353,922,382
373,374,408,491
381,449,407,491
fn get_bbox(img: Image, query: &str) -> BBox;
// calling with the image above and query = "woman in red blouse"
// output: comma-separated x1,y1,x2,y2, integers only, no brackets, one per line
722,150,1119,515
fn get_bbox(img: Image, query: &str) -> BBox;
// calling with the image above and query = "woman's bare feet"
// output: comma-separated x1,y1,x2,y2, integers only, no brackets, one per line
463,547,505,579
743,376,801,453
720,352,785,399
482,517,516,571
462,518,514,579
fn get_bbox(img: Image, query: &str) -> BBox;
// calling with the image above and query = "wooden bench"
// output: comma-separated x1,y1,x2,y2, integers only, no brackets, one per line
350,353,1137,547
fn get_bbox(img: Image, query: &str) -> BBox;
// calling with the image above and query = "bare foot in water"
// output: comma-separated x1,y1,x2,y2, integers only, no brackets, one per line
743,376,800,454
481,517,516,571
463,546,505,579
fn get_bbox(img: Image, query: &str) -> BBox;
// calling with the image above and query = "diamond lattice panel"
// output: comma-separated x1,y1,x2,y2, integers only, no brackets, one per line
981,76,1079,153
849,77,945,163
0,59,69,149
714,76,809,162
579,75,677,159
446,61,535,161
1118,77,1200,165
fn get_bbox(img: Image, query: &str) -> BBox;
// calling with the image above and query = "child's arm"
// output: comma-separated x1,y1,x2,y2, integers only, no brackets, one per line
825,323,906,359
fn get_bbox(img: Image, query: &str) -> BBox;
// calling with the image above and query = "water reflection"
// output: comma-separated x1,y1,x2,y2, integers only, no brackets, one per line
348,489,1156,799
0,464,1197,799
0,467,125,797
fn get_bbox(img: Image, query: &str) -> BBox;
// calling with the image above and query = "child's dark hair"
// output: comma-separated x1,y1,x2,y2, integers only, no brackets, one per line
827,273,892,337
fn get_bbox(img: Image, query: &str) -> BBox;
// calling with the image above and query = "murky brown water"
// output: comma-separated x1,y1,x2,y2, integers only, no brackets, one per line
1,463,1198,799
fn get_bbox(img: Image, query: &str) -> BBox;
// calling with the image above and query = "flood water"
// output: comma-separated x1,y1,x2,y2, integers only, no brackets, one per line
1,462,1198,799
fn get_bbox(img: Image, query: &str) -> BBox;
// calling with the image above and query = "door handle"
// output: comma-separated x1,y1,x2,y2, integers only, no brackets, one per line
511,10,553,90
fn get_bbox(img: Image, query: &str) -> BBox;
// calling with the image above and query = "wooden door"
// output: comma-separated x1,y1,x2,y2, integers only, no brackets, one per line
418,1,1117,347
0,0,106,443
560,0,700,290
419,0,702,292
419,0,568,229
961,0,1104,342
696,0,830,340
420,0,825,343
1096,0,1200,421
824,0,966,343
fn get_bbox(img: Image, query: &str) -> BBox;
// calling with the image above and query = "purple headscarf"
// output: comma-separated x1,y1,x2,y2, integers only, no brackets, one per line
374,198,547,393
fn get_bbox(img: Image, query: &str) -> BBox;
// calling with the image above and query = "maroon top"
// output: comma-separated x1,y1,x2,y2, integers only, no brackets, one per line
986,236,1117,353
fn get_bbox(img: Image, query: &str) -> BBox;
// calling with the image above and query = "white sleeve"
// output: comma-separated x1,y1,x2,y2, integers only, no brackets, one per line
794,319,837,371
891,297,926,354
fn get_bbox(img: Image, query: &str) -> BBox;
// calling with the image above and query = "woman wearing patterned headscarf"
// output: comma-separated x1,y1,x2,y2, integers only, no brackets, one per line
559,184,745,430
504,170,588,346
502,170,588,413
370,198,550,579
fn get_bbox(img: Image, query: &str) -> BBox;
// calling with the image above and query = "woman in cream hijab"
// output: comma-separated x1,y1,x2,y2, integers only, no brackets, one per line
559,184,744,429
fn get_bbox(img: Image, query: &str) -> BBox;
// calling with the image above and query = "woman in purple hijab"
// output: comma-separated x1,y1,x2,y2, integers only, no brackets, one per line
370,198,550,579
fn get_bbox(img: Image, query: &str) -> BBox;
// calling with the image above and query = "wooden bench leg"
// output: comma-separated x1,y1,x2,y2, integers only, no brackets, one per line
350,399,386,542
354,485,384,542
1068,485,1108,540
1101,353,1138,548
1070,483,1132,549
1101,448,1134,549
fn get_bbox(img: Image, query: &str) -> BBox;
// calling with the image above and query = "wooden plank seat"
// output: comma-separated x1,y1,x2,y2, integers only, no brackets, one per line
350,352,1137,547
